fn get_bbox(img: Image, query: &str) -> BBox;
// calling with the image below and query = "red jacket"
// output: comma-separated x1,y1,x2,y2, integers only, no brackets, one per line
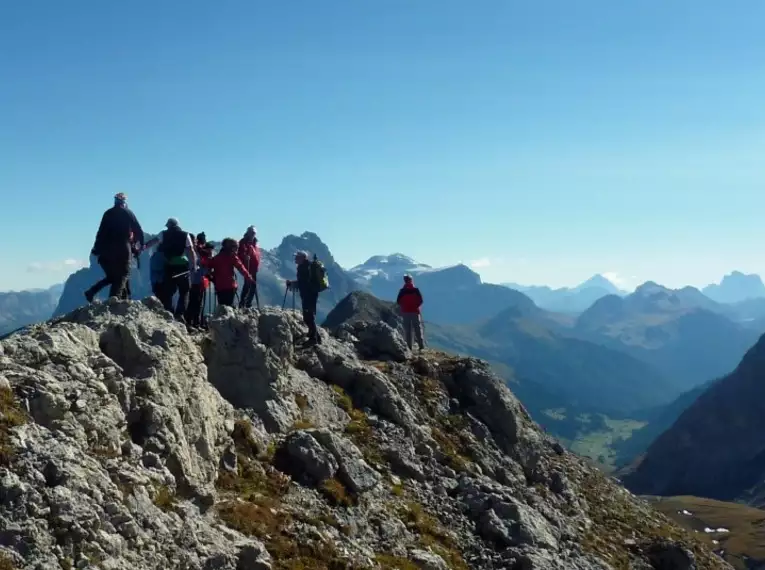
237,240,261,276
203,252,252,292
396,282,423,314
197,247,214,290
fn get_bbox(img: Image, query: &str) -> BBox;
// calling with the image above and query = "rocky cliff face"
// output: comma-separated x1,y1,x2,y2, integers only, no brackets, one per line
622,332,765,507
0,298,730,569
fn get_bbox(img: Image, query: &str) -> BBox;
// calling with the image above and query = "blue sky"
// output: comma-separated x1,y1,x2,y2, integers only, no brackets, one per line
2,1,764,292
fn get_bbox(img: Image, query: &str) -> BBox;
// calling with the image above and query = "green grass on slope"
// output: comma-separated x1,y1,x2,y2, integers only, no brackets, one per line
647,495,765,570
566,417,647,471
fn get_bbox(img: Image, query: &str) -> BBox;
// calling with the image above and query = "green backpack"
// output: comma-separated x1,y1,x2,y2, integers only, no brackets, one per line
310,255,329,292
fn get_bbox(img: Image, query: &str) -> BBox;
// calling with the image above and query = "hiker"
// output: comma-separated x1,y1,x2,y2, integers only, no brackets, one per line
286,250,325,346
237,225,261,309
396,274,425,351
85,192,145,302
144,218,196,320
186,233,214,327
203,238,253,307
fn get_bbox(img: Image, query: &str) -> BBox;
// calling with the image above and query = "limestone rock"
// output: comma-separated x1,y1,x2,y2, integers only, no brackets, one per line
0,298,732,570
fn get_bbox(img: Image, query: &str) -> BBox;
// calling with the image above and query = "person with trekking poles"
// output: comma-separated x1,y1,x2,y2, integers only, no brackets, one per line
396,274,425,351
285,250,329,347
237,225,261,309
143,218,197,320
186,232,214,328
85,192,145,303
202,238,254,307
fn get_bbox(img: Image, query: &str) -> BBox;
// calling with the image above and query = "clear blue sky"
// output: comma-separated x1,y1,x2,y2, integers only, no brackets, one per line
2,1,764,292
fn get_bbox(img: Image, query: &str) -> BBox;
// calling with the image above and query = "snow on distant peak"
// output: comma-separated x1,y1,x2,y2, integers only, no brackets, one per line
348,253,432,282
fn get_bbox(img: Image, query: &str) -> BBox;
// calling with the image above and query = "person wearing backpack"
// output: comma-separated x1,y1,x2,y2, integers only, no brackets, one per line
237,225,261,309
144,218,196,320
396,274,425,351
286,250,328,346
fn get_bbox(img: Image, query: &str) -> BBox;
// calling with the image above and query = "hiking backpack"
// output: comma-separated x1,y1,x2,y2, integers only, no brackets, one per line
310,255,329,292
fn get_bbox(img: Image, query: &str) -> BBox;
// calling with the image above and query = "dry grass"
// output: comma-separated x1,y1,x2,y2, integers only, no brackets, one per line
320,477,355,508
331,385,384,467
374,554,419,570
648,495,765,570
396,501,469,570
575,468,729,570
0,551,17,570
0,387,27,466
217,498,360,570
291,418,315,431
152,484,176,511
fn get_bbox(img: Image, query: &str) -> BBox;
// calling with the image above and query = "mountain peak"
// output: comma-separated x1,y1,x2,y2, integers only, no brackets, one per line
574,274,623,294
703,271,765,304
0,298,728,569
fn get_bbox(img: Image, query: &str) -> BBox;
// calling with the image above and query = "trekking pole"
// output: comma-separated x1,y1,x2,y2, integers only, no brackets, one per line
292,288,296,311
253,282,260,309
282,285,289,309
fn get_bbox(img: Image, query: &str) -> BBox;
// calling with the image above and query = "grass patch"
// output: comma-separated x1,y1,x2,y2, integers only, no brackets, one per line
231,419,261,457
291,418,314,431
152,484,176,511
320,477,355,508
217,498,360,570
648,495,765,570
396,501,468,570
374,554,419,570
0,551,17,570
332,385,384,467
0,386,27,466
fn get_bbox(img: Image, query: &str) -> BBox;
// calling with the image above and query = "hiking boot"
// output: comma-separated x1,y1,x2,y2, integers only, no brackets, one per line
84,289,95,303
302,337,318,348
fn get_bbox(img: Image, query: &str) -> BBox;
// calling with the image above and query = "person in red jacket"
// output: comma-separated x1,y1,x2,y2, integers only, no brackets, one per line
237,225,261,309
396,274,425,351
202,238,253,307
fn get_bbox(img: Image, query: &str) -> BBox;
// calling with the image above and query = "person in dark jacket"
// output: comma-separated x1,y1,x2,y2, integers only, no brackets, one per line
396,274,425,351
202,238,253,307
286,250,321,346
144,218,197,320
237,225,261,309
85,193,144,302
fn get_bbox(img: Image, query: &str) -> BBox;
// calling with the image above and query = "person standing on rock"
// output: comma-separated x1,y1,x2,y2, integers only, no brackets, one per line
85,192,145,302
186,233,214,327
396,274,425,351
144,218,197,321
237,225,261,309
203,238,254,307
286,250,322,346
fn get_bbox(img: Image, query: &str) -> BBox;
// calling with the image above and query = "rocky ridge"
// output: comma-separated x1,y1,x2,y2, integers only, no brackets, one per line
0,298,730,569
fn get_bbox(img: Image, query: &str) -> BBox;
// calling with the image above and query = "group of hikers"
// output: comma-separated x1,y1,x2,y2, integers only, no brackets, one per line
84,193,426,350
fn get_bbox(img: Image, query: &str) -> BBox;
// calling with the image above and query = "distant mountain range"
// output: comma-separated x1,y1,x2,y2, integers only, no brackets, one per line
702,270,765,304
7,239,765,475
502,274,628,313
0,283,64,336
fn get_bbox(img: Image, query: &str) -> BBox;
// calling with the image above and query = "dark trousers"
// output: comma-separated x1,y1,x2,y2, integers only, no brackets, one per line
301,292,319,341
186,284,205,326
161,266,190,319
217,290,236,307
239,280,258,308
88,253,130,300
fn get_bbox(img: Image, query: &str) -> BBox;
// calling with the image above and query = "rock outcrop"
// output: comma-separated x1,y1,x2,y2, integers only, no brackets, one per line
0,298,731,569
